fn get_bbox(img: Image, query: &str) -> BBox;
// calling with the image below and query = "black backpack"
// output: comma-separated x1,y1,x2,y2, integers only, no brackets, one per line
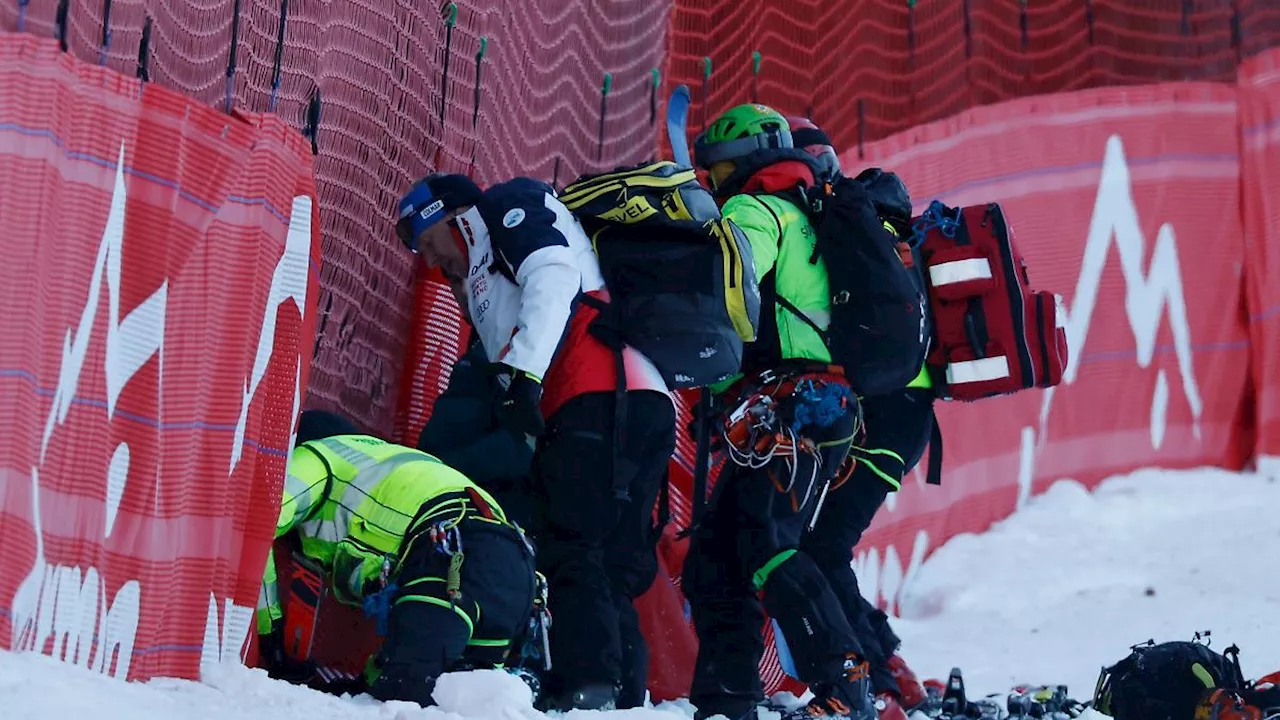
776,174,931,397
559,161,762,389
1094,639,1248,720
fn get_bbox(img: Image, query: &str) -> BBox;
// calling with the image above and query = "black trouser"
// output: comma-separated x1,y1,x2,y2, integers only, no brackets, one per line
683,408,861,720
800,388,934,695
367,518,536,706
531,390,675,708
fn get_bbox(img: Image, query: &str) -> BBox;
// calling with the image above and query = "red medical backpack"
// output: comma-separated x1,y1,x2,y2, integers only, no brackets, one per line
913,201,1068,402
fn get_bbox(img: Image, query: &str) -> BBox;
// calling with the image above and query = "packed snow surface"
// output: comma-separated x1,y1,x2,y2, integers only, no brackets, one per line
895,467,1280,700
2,465,1277,719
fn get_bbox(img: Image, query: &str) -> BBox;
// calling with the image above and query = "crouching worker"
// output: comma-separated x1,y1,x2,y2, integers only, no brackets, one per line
255,430,545,707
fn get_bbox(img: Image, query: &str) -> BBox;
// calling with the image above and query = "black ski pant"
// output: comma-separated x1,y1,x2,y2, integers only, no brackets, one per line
683,409,862,720
367,518,537,706
800,387,934,695
530,390,675,708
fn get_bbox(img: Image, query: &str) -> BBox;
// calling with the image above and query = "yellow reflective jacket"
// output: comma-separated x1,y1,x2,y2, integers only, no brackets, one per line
256,435,512,634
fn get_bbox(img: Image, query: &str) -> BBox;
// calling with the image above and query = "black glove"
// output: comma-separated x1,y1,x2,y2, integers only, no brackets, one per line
498,365,546,438
854,167,913,228
258,631,318,685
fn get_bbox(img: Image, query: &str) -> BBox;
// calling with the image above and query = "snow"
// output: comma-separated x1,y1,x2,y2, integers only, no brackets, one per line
1,465,1276,719
894,466,1280,703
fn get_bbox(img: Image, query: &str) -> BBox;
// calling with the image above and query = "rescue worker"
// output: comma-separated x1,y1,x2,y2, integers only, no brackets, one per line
255,427,542,707
396,172,675,711
683,104,882,720
784,116,934,718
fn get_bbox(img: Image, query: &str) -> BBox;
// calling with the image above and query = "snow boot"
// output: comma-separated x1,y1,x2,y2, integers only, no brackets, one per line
887,654,928,711
873,693,909,720
783,655,878,720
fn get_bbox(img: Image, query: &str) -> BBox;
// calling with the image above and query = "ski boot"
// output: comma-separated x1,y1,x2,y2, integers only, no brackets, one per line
1005,684,1086,718
919,668,1001,720
783,655,878,720
887,654,929,713
873,693,910,720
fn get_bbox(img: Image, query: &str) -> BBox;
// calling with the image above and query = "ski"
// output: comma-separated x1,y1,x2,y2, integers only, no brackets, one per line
667,84,692,168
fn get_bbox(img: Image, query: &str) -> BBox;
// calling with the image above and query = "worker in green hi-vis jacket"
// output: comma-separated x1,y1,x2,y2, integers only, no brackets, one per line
256,415,544,708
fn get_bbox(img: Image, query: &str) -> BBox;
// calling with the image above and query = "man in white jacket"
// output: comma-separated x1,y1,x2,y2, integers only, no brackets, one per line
396,173,676,711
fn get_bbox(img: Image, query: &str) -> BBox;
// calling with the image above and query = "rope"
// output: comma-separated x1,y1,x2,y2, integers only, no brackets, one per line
910,200,963,248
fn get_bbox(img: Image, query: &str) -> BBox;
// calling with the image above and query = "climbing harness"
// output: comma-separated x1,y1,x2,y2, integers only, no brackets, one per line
719,366,862,529
519,571,553,672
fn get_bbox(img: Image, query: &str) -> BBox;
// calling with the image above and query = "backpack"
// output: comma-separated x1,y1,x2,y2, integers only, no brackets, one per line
777,175,932,397
912,201,1068,402
1094,639,1251,720
558,160,761,389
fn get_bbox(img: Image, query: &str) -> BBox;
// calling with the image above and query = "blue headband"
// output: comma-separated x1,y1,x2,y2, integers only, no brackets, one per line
397,182,449,250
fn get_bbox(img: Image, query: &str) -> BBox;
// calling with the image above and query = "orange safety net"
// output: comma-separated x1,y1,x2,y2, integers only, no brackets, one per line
663,0,1280,158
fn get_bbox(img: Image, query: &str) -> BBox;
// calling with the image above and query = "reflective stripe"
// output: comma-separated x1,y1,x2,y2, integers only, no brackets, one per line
395,594,475,637
928,257,992,287
801,308,830,331
257,548,281,634
946,356,1010,385
467,638,510,647
298,441,430,545
283,470,320,531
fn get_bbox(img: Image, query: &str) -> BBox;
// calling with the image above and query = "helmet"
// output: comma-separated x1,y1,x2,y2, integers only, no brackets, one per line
784,115,841,181
693,104,793,169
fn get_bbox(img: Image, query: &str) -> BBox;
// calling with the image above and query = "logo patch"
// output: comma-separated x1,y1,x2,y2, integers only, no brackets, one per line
502,208,526,228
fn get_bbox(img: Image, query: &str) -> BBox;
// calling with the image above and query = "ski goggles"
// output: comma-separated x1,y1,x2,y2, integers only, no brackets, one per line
692,127,794,170
396,182,449,253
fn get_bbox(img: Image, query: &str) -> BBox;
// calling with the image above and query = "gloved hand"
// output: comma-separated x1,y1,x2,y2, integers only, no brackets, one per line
497,365,546,438
258,631,318,685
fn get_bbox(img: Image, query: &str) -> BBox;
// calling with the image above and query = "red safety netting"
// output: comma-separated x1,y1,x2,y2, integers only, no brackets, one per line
0,33,321,680
1,1,670,439
1238,48,1280,460
661,0,1280,157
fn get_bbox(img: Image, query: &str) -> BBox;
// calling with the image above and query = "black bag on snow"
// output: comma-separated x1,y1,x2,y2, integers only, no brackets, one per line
1094,639,1248,720
776,175,931,396
558,161,761,389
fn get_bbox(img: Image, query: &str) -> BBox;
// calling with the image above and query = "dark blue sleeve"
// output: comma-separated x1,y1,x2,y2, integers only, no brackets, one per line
477,177,570,278
417,345,534,489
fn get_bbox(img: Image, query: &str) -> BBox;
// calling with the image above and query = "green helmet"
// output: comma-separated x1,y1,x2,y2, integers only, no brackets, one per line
693,104,794,169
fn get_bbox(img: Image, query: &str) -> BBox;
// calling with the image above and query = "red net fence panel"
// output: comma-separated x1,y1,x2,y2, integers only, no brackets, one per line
0,33,321,681
1239,48,1280,462
661,0,1280,155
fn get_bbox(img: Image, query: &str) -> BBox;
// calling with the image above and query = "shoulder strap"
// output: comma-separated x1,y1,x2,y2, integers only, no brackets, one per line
925,407,942,485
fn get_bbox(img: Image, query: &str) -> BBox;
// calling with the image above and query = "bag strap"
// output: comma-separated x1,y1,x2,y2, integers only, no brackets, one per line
579,293,632,503
926,407,942,486
684,389,713,537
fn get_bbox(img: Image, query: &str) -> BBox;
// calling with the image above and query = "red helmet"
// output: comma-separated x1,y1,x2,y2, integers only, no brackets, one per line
784,115,841,181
